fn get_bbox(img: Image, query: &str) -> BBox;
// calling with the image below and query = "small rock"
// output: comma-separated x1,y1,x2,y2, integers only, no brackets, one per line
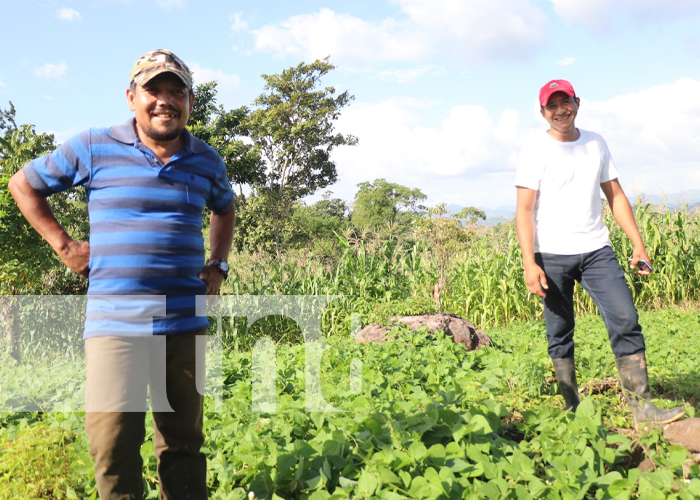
637,457,655,472
356,312,491,351
663,417,700,453
355,324,390,344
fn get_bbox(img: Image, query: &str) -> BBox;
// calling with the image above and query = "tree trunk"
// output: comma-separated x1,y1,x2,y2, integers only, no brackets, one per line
0,295,21,363
431,265,446,312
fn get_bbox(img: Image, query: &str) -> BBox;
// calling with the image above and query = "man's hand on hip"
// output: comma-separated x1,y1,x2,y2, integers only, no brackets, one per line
198,265,225,295
58,240,90,278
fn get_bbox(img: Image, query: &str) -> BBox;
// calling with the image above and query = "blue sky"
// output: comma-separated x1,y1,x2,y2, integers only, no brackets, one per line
2,0,700,209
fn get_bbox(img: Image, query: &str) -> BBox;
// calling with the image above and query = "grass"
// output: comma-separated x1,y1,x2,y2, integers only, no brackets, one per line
0,423,93,500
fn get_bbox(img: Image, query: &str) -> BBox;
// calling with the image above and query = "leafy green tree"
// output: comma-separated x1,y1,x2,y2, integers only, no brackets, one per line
453,206,487,225
244,57,357,199
312,190,349,220
241,57,356,254
0,104,90,358
232,192,305,254
352,179,427,230
187,81,265,195
233,192,350,255
0,102,19,137
0,104,59,293
414,203,476,310
292,191,350,251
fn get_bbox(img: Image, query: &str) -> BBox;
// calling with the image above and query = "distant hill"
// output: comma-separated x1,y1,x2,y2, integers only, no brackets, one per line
630,189,700,208
445,204,514,226
445,189,700,226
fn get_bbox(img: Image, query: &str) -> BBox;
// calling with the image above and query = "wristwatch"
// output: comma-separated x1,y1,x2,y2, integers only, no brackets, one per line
206,258,229,279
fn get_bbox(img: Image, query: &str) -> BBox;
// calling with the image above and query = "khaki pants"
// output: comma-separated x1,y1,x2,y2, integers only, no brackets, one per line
85,332,207,500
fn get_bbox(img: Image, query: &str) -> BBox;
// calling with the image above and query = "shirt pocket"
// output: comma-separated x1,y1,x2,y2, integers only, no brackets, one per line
161,169,211,210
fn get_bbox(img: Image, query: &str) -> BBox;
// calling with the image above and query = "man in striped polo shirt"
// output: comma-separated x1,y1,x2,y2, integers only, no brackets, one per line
9,49,235,499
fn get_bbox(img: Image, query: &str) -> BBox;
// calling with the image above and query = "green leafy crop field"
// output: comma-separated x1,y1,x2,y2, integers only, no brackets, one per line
1,308,698,499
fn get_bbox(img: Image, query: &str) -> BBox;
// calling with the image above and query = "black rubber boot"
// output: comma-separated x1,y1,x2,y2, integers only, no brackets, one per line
616,353,685,426
552,357,580,412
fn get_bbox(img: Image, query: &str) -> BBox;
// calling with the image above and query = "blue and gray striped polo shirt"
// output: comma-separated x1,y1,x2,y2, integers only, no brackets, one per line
23,118,234,338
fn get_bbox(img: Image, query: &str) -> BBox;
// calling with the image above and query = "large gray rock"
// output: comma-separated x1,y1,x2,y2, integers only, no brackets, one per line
663,418,700,453
356,312,491,351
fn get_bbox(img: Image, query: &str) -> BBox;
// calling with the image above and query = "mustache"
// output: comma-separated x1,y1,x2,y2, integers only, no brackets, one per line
152,106,180,115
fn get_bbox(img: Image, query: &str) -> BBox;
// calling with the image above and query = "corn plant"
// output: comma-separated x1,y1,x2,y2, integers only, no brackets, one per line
212,204,698,348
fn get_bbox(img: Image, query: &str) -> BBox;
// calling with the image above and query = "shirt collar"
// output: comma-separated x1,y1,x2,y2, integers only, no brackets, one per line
110,118,138,144
182,127,210,154
109,118,210,155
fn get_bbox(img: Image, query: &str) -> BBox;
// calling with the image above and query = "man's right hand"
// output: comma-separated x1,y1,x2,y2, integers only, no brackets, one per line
9,170,90,279
57,240,90,278
515,187,547,298
524,262,548,298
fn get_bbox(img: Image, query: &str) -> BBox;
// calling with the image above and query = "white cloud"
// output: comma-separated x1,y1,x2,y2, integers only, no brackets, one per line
0,77,5,88
330,97,526,207
56,7,82,22
253,8,428,64
230,12,248,32
549,0,610,30
34,61,68,80
393,0,549,62
189,63,242,109
251,1,549,65
557,57,576,66
576,78,700,196
376,66,443,84
550,0,700,30
155,0,185,11
327,78,700,208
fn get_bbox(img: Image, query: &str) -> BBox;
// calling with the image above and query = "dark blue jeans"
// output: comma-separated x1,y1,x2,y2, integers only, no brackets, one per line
535,245,645,360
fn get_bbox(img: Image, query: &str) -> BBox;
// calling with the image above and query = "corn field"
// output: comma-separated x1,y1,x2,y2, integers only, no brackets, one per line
219,203,700,344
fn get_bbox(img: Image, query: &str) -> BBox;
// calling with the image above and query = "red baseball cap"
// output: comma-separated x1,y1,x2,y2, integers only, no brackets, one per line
539,80,576,107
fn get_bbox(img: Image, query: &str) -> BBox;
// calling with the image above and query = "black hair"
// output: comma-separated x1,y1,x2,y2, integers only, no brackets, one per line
541,94,578,110
129,76,192,95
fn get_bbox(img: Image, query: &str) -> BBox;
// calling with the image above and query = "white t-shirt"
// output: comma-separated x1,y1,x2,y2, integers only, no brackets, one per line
515,129,619,255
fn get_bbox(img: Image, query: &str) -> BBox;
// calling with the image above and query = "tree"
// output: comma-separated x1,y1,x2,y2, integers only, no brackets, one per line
414,203,476,310
232,191,349,255
240,57,357,255
453,206,486,226
232,192,304,254
0,102,19,141
187,81,265,196
352,179,427,230
292,191,349,247
244,57,357,199
313,190,349,220
0,103,91,359
0,103,61,293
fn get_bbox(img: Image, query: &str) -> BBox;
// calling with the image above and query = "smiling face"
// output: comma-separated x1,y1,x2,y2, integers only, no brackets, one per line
541,91,580,141
126,72,194,150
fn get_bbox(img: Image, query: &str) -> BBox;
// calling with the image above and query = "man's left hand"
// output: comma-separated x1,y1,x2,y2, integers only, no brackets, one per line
629,249,653,276
198,265,225,295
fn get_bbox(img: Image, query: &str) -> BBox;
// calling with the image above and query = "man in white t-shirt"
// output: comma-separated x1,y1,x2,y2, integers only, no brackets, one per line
515,79,684,426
